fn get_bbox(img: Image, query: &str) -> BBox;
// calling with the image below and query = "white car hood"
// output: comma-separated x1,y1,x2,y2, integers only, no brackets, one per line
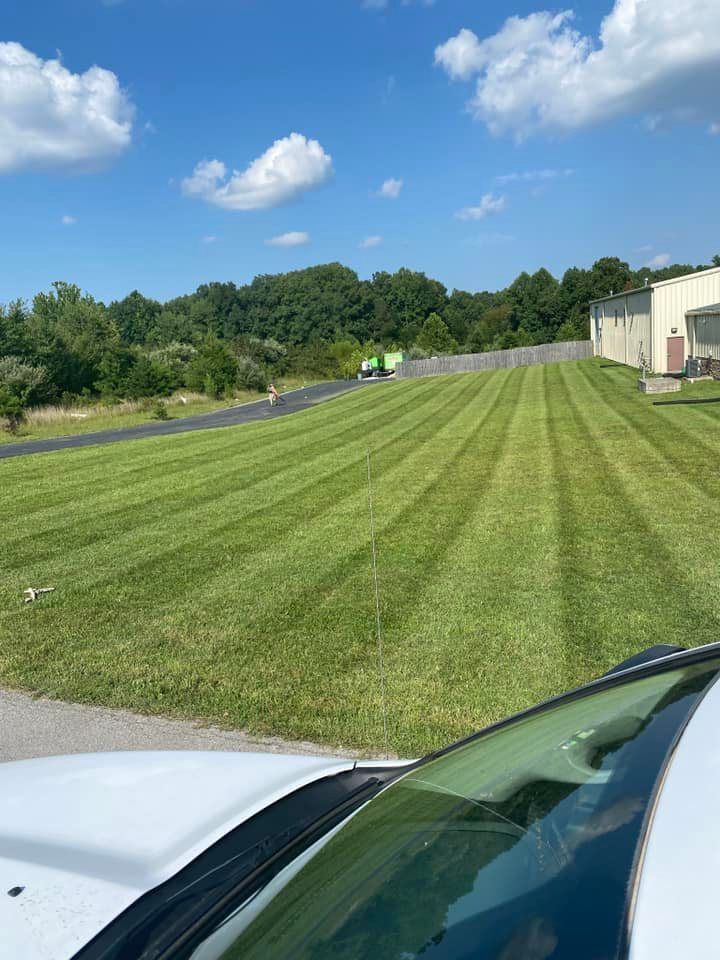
0,750,353,960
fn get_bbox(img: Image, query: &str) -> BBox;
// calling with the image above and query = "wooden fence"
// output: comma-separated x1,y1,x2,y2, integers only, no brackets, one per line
394,340,593,379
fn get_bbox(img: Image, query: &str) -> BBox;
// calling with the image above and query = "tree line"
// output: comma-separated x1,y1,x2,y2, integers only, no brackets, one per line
1,254,718,427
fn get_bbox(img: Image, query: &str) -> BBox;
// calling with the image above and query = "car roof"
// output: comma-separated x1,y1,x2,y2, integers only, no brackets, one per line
629,665,720,958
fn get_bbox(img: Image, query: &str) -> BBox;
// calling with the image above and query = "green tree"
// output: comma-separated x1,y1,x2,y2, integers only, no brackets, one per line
123,355,176,399
380,269,447,344
94,344,136,397
147,309,198,346
0,300,32,357
444,290,494,344
555,317,587,341
416,313,457,355
588,257,634,299
466,304,513,352
29,282,119,396
186,335,238,397
506,269,561,343
107,291,162,344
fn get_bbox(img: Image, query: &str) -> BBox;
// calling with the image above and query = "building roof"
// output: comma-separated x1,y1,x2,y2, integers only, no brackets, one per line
589,266,720,306
686,303,720,316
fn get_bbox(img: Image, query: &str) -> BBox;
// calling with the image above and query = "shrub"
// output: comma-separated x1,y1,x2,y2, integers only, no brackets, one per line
147,342,197,377
0,355,47,406
149,400,170,421
0,385,25,434
235,355,266,392
342,348,364,380
186,335,238,396
123,355,176,399
285,342,341,379
203,374,219,398
406,345,429,361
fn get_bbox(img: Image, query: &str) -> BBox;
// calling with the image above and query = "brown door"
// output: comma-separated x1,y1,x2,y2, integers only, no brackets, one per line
666,336,684,372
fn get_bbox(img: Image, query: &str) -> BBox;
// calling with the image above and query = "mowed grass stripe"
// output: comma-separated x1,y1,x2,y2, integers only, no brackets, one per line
4,381,421,520
3,358,720,755
18,374,473,603
2,378,450,567
136,368,502,635
555,362,720,660
0,371,503,748
575,361,720,503
378,365,560,749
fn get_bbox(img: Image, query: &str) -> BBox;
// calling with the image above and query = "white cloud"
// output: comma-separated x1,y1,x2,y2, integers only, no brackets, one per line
435,1,720,138
266,231,311,247
0,41,134,173
360,235,383,248
202,235,217,244
435,26,486,81
61,214,76,225
709,122,720,135
496,168,573,184
455,193,506,221
182,133,333,211
377,177,403,199
645,253,671,269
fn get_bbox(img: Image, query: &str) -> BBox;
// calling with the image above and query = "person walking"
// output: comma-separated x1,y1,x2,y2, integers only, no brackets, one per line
267,382,281,406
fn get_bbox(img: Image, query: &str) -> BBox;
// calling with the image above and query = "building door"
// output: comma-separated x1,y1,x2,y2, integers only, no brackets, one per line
666,336,685,372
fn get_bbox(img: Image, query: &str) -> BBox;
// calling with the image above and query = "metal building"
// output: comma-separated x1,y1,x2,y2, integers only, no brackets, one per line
589,266,720,373
687,303,720,361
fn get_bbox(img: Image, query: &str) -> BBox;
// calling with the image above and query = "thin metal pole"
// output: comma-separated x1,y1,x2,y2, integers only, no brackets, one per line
366,449,389,760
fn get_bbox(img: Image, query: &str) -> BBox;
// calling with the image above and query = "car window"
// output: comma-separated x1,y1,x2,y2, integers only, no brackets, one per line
187,661,718,960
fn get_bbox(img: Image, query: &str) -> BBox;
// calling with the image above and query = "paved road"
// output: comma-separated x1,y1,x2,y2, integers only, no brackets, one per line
0,688,360,762
0,379,382,460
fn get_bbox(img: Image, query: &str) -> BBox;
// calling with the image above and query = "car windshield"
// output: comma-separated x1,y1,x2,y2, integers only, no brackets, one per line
187,659,718,960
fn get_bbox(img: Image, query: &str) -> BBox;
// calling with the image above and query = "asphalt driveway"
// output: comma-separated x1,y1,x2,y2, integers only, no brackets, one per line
0,378,383,460
0,688,360,762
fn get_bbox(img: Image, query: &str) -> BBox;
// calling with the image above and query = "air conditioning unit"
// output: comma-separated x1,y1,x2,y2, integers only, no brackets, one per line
686,357,703,378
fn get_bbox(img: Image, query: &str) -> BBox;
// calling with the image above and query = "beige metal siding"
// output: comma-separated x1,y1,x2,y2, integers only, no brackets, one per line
651,268,720,371
691,314,720,359
590,290,651,367
625,290,652,368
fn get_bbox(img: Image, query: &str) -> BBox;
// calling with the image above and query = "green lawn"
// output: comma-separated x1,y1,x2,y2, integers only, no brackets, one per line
2,358,720,757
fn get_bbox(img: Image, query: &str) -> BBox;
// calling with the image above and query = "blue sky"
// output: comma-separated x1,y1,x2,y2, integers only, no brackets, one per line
1,0,719,304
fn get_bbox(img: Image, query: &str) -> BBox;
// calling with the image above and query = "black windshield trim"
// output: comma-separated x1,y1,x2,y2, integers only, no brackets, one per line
167,649,720,960
71,765,400,960
72,642,720,960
